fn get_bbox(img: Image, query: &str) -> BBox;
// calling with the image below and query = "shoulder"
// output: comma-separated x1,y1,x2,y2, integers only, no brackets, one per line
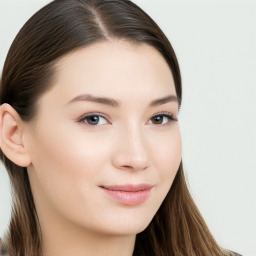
0,239,9,256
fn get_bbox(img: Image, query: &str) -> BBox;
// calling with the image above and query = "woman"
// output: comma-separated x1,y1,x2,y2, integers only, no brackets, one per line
0,0,241,255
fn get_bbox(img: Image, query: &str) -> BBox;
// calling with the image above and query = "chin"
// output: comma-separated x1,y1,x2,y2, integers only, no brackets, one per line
100,211,155,236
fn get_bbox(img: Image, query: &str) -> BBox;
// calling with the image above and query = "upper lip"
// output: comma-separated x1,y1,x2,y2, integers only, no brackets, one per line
101,184,154,192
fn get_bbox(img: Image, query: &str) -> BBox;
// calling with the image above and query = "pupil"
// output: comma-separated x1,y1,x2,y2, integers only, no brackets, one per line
154,116,163,124
89,116,99,124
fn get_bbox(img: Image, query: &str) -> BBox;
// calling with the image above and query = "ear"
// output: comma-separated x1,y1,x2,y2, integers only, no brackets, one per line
0,103,31,167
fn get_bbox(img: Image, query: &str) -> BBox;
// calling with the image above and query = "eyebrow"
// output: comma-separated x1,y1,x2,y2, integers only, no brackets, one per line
66,93,179,108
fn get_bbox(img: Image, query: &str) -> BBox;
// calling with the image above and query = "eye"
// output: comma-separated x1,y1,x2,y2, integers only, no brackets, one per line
149,112,177,126
77,114,108,126
77,112,178,127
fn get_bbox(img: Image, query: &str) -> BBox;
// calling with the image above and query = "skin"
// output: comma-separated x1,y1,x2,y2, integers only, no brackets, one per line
0,40,182,256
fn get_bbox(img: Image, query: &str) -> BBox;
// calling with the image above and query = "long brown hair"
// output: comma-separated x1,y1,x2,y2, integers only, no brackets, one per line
0,0,233,255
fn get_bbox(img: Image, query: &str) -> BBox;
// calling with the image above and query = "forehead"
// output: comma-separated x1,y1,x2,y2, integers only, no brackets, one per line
41,40,176,107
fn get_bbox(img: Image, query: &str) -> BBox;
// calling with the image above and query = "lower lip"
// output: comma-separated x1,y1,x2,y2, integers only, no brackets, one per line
101,187,152,205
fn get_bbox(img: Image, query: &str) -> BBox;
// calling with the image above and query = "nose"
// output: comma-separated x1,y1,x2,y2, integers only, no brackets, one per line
111,123,149,172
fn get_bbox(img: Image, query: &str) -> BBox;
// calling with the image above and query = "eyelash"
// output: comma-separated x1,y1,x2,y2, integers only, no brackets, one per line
77,112,178,128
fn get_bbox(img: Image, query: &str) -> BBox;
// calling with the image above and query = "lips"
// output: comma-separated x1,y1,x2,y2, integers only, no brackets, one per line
102,184,154,192
100,184,153,205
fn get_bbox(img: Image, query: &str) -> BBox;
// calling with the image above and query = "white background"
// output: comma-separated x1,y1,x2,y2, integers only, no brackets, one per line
0,1,255,255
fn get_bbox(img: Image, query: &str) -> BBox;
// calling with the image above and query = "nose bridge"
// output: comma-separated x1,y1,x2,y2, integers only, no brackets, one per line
112,121,149,171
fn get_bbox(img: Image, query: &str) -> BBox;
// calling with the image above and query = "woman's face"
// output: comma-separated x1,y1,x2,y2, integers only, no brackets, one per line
26,40,182,236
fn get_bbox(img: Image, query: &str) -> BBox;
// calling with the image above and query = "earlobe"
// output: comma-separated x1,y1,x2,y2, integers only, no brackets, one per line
0,103,31,167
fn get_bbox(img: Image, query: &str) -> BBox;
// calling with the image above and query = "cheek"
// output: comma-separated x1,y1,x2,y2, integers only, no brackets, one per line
28,123,111,210
154,127,182,181
30,127,110,187
150,127,182,208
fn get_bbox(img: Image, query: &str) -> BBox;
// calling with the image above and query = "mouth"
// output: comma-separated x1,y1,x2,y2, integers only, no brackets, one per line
99,184,154,205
